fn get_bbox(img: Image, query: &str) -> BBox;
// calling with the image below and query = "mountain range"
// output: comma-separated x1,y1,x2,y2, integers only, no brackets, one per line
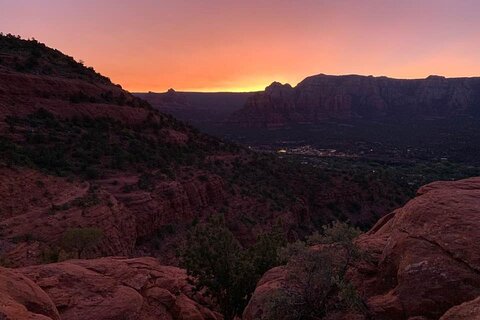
230,74,480,127
139,74,480,129
139,74,480,165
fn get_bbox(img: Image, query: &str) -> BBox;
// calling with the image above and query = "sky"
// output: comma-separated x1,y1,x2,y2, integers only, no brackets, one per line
1,0,480,92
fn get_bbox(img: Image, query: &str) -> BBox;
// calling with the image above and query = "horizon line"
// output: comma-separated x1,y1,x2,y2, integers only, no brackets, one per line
130,72,480,94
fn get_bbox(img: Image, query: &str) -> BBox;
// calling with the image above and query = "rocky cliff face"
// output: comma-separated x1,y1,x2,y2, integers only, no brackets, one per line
440,297,480,320
232,74,480,127
0,168,137,267
244,177,480,320
0,166,231,267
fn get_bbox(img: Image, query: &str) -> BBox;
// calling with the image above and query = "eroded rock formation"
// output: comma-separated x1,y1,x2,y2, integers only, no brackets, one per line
244,177,480,319
232,74,480,127
1,257,221,320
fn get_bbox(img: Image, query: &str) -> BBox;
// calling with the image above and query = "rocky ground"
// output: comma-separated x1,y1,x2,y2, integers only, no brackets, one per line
1,257,221,320
2,177,479,319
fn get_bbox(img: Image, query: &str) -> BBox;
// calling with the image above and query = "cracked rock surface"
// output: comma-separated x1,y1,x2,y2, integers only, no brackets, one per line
245,177,480,320
1,257,221,320
352,177,480,319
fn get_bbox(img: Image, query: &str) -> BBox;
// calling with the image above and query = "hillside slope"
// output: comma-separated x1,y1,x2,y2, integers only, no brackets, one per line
0,35,429,267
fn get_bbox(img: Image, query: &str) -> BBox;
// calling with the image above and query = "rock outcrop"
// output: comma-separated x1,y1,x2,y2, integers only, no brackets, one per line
244,177,480,319
0,167,230,267
1,257,221,320
357,177,480,319
98,173,226,239
0,168,137,267
440,296,480,320
231,74,480,127
242,266,287,320
0,266,60,320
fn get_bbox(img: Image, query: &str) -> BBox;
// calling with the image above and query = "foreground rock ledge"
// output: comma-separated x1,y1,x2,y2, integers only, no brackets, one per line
244,177,480,320
0,257,221,320
2,177,480,320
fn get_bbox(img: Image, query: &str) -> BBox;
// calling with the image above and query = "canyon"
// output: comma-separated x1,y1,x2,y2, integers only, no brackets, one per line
1,35,479,320
139,75,480,166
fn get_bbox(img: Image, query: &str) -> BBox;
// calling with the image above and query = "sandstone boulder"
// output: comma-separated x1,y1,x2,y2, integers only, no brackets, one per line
15,257,221,320
358,177,480,319
440,296,480,320
0,267,59,320
245,177,480,319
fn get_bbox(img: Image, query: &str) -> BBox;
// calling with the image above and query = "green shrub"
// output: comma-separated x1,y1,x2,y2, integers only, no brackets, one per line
179,216,284,320
61,227,103,258
265,222,365,320
41,246,60,264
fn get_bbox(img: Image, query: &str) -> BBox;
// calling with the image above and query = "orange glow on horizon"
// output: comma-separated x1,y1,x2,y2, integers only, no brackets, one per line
1,0,480,93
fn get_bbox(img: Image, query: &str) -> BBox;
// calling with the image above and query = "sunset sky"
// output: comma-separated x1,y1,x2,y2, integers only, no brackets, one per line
1,0,480,92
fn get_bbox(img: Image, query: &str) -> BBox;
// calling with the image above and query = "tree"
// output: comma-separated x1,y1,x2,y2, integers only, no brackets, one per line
61,227,104,258
180,215,243,320
247,226,286,277
179,215,284,320
307,221,362,272
264,222,365,320
267,248,337,320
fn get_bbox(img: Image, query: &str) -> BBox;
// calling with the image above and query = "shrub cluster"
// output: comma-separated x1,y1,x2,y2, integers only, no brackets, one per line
180,218,364,319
